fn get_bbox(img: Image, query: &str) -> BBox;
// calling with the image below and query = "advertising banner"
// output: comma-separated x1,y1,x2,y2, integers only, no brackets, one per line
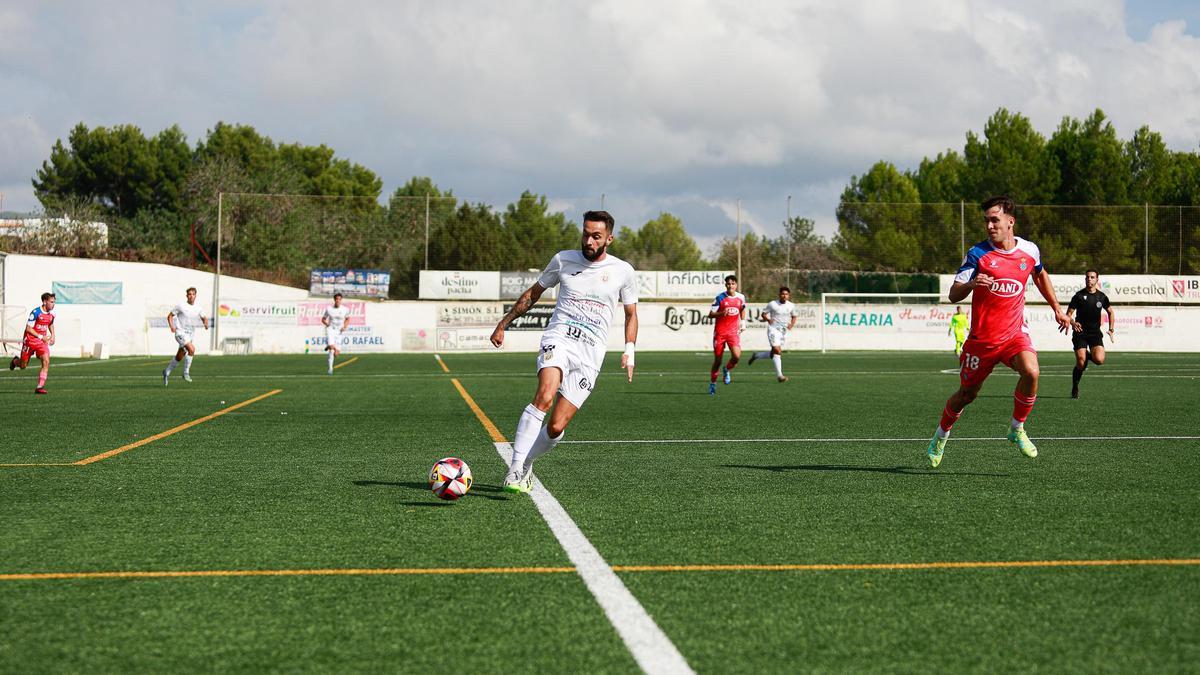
939,274,1200,304
297,300,367,327
654,270,734,299
309,268,390,298
499,271,558,300
419,270,501,300
52,281,123,304
438,302,506,327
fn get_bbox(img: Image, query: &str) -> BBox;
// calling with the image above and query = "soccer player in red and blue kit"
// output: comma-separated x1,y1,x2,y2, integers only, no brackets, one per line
926,196,1070,468
707,274,747,395
9,292,56,394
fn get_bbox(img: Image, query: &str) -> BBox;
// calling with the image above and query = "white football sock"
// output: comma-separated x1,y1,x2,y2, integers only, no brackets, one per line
523,425,563,474
509,404,545,471
183,354,193,375
755,351,770,360
936,426,951,440
165,357,179,374
327,351,335,369
772,354,783,377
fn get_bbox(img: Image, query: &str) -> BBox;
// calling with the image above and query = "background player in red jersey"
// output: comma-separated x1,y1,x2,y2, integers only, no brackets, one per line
707,274,747,395
926,196,1070,468
9,292,56,394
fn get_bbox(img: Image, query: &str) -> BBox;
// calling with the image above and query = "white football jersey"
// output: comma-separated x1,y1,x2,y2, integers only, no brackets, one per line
323,305,350,331
764,299,797,330
537,249,638,371
170,301,205,333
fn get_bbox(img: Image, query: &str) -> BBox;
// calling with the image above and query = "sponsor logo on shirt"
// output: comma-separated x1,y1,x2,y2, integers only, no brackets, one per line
990,279,1024,297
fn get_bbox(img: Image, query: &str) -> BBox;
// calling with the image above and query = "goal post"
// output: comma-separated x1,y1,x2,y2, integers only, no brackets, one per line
1,305,28,354
819,292,949,353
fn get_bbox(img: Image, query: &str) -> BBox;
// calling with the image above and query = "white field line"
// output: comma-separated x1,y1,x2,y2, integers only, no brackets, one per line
560,435,1200,445
48,356,160,368
494,441,693,675
5,370,1199,382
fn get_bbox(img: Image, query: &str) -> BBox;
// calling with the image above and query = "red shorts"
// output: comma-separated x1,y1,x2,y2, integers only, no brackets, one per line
959,333,1035,388
713,331,740,356
21,339,49,363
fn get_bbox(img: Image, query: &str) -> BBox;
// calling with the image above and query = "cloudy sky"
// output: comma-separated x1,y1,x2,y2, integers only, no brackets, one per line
1,0,1198,254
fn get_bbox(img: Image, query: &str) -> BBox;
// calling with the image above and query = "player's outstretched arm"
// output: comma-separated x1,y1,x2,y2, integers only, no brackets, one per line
621,303,639,382
1032,269,1071,333
490,282,546,348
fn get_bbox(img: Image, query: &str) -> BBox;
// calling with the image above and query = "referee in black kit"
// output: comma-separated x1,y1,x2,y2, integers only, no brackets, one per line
1066,269,1115,399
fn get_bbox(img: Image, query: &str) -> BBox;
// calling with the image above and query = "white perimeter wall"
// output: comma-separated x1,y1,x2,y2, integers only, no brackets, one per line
5,254,1199,355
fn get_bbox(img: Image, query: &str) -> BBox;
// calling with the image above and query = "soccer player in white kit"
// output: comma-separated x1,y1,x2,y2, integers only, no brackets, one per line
748,286,798,382
490,211,639,494
163,287,209,385
322,292,351,374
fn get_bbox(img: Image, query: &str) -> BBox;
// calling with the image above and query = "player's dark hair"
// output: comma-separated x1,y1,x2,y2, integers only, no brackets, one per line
779,286,790,293
981,195,1015,214
333,292,343,299
186,287,197,294
582,210,615,232
1086,269,1099,277
725,275,738,283
41,292,54,302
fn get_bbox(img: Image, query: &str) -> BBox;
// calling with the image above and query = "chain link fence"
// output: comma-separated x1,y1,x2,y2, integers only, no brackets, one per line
5,196,1197,301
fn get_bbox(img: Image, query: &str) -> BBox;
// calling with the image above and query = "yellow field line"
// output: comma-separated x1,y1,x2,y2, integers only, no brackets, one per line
3,558,1198,582
73,389,283,466
450,378,507,443
0,566,576,581
610,559,1200,573
333,356,359,370
434,354,450,373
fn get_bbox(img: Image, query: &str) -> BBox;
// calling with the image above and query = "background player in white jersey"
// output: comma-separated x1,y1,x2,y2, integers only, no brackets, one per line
322,292,351,374
490,210,639,494
163,287,209,385
748,286,798,382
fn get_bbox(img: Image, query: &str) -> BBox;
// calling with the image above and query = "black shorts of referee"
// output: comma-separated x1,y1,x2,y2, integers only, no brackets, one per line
1071,330,1104,351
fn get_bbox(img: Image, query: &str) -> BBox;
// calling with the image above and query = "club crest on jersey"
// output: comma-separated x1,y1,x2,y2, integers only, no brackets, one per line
601,272,609,283
990,279,1024,297
989,260,999,268
1019,259,1027,271
1096,301,1102,308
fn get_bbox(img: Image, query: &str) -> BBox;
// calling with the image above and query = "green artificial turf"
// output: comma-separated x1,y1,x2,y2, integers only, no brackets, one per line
1,351,1197,672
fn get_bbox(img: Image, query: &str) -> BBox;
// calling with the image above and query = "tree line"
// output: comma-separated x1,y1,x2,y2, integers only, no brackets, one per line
835,108,1200,274
18,109,1200,298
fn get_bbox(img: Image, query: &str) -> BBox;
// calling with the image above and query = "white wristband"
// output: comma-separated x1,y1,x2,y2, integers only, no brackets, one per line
623,342,635,366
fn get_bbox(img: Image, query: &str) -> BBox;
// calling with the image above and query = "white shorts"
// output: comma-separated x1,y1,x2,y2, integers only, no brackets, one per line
174,331,194,348
535,338,599,409
767,326,788,349
326,329,345,349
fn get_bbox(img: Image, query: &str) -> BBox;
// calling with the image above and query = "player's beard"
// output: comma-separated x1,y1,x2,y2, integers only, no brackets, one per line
582,242,606,261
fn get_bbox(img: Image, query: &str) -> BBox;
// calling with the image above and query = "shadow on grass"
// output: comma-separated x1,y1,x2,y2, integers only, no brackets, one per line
723,463,1009,477
353,479,509,501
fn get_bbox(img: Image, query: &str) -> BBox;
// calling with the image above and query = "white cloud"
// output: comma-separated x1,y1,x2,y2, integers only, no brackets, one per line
0,0,1197,238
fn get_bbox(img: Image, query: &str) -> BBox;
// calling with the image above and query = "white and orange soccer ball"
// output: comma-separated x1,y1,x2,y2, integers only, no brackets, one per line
428,457,473,501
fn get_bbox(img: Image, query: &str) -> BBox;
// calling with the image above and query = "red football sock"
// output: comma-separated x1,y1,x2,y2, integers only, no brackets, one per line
939,404,962,433
1013,393,1036,424
37,372,47,388
710,370,719,383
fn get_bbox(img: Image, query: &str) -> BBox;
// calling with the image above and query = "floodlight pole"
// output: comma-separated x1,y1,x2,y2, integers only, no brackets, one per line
212,192,222,351
424,194,430,270
736,199,742,282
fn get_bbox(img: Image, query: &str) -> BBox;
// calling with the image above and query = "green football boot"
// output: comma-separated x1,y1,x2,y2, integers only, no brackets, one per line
1008,426,1038,458
926,434,947,468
